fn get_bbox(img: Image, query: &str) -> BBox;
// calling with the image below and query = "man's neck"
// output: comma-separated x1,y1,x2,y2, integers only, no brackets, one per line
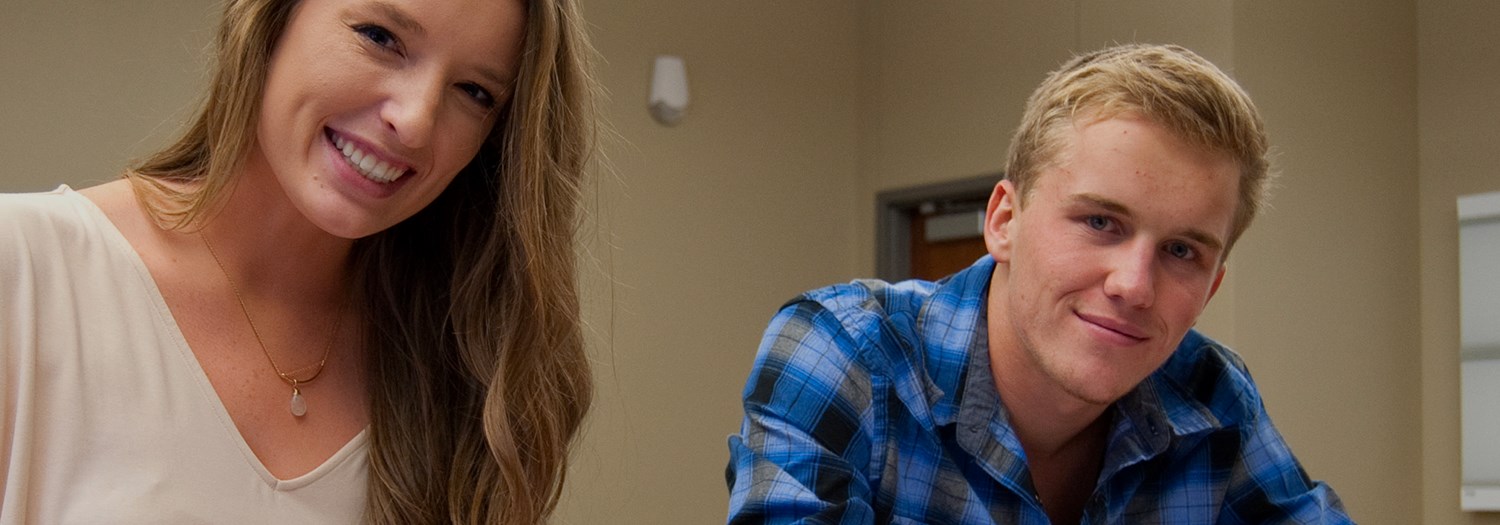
985,339,1111,461
984,285,1111,459
985,272,1112,523
986,331,1112,525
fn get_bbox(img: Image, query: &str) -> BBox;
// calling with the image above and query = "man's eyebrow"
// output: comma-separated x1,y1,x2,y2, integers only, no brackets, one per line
1072,193,1131,217
1070,193,1225,253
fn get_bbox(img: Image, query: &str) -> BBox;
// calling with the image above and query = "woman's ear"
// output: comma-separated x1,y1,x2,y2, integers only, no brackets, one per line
983,179,1018,264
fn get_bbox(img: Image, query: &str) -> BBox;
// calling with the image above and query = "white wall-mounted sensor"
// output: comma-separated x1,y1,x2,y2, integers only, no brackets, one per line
649,55,689,126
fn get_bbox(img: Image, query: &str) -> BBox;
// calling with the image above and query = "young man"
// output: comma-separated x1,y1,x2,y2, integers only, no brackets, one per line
725,44,1351,524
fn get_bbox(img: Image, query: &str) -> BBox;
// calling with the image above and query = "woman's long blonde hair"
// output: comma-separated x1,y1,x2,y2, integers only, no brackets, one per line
128,0,596,523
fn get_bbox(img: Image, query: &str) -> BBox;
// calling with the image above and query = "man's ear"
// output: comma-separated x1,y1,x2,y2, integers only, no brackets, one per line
1207,264,1227,304
983,179,1019,264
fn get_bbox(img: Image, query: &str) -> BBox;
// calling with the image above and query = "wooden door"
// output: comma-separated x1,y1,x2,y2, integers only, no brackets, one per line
909,205,988,281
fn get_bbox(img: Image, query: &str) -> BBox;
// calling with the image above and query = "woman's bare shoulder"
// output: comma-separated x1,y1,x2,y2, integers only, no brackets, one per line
76,178,195,269
78,179,143,228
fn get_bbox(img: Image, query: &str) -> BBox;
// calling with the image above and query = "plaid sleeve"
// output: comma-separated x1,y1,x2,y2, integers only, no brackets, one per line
1218,396,1354,525
726,299,880,525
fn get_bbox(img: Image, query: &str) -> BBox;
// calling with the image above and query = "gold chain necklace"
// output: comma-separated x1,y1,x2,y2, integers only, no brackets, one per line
201,233,345,417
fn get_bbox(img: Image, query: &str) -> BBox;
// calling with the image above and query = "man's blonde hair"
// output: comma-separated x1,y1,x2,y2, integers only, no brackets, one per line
1004,43,1270,251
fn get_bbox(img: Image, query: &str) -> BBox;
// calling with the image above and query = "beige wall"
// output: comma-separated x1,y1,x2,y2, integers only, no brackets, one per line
1231,3,1420,522
559,2,861,523
1421,1,1500,524
6,1,1496,524
0,1,214,191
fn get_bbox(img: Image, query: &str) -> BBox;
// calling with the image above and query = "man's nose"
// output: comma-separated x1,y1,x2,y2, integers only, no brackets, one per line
1103,242,1156,309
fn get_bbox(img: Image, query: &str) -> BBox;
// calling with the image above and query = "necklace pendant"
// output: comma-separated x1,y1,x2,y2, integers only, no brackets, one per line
290,388,307,417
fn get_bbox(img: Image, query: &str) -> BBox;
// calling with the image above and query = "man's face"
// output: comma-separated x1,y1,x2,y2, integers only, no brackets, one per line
984,116,1238,406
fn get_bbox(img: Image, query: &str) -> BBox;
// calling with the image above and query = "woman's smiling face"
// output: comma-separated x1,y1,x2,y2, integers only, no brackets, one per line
252,0,526,238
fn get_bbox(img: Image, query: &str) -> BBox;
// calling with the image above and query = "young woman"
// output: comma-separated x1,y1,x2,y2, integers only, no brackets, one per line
0,0,595,522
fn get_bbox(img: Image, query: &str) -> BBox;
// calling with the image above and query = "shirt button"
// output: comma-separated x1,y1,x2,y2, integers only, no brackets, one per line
969,425,982,433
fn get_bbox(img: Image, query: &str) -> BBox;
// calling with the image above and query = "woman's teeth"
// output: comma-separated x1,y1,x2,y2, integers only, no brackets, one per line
332,133,406,183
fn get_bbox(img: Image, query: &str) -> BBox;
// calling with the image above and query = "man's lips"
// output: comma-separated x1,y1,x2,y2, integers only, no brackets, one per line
1076,311,1149,342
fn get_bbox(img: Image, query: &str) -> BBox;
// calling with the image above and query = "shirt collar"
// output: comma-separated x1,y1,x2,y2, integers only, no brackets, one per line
1100,367,1223,477
917,255,996,426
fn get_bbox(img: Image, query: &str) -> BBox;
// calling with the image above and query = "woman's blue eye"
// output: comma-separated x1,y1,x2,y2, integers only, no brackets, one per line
1085,215,1112,231
459,83,496,108
354,24,400,52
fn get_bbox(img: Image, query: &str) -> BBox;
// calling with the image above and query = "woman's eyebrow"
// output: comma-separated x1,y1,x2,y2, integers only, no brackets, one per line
367,1,425,36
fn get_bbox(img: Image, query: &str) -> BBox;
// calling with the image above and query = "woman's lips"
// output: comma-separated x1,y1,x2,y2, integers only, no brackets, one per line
327,129,412,184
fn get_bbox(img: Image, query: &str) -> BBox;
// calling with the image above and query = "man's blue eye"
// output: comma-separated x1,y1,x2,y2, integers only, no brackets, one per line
1166,242,1196,260
1085,215,1112,231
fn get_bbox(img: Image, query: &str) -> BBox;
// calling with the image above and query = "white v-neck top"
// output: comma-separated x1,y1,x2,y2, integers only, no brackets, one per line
0,187,368,523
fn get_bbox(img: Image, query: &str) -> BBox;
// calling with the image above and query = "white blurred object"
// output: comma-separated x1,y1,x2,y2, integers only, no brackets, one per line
649,55,689,126
1460,189,1500,511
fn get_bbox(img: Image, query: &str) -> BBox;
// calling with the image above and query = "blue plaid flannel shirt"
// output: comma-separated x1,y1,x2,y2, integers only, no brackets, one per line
726,256,1351,524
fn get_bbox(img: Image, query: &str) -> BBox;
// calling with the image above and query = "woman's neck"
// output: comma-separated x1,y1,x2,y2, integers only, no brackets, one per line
197,160,355,307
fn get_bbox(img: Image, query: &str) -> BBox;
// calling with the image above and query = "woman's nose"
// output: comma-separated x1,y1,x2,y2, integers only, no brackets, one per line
380,71,443,150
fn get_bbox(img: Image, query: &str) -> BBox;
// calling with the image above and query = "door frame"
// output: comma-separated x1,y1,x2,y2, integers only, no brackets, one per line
875,173,1002,281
